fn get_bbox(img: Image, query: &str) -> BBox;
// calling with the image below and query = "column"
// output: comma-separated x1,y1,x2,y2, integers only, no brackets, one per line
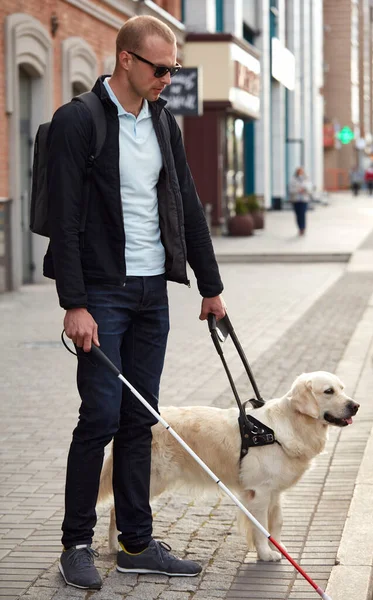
184,0,216,32
255,0,272,209
271,0,286,203
286,0,302,183
311,0,324,192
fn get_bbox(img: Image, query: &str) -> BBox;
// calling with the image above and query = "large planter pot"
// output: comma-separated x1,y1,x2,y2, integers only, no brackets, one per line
250,210,265,230
227,214,254,236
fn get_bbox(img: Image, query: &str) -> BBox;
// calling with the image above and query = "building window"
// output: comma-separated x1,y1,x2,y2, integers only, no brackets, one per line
216,0,224,32
243,23,255,45
62,37,97,104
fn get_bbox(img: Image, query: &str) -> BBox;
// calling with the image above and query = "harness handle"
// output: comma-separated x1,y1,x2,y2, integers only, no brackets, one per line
208,313,265,409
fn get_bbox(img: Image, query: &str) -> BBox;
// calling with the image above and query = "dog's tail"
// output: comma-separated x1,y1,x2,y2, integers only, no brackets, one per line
97,453,113,506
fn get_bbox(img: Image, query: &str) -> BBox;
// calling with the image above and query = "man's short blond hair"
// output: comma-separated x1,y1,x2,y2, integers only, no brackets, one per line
116,15,176,58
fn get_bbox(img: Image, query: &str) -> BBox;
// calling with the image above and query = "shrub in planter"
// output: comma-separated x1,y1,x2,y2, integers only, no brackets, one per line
245,194,265,230
227,197,254,236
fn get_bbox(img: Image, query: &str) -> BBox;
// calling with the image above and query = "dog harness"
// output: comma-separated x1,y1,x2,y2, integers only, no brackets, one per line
207,313,280,461
238,400,279,460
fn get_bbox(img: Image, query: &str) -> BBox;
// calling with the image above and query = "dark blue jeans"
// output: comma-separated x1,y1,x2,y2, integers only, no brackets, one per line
62,275,169,549
293,201,308,232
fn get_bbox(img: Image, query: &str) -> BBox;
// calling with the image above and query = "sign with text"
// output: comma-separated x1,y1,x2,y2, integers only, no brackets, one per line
161,67,203,116
234,61,260,97
271,37,295,91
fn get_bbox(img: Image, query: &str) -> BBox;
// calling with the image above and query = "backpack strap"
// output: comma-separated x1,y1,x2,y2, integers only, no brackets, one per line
72,92,107,241
75,91,107,158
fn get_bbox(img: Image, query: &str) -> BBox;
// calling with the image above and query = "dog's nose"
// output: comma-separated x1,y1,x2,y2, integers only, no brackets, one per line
347,401,360,415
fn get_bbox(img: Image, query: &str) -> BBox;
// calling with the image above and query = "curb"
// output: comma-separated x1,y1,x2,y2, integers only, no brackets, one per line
326,292,373,600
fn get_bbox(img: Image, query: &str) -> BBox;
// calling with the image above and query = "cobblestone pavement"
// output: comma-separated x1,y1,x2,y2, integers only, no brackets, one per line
2,194,373,600
2,268,372,600
0,262,348,600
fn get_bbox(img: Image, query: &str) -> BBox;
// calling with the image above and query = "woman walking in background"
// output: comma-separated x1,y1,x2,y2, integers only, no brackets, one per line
364,163,373,195
289,167,312,236
350,165,363,196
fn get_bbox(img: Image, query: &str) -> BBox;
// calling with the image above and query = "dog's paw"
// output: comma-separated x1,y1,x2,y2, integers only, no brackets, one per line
258,548,282,562
270,541,287,553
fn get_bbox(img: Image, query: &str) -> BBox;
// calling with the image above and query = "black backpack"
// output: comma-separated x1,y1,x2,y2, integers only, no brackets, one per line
30,92,107,237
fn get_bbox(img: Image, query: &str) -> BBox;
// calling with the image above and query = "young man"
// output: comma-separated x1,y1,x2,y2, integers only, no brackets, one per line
45,15,225,590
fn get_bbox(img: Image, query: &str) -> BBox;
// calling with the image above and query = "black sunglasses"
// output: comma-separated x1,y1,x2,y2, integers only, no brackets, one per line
127,51,181,78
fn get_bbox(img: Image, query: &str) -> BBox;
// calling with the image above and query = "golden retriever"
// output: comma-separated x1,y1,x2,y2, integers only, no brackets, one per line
98,371,359,562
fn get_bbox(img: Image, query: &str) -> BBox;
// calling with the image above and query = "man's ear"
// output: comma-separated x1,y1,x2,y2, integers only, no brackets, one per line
288,376,320,419
118,50,131,72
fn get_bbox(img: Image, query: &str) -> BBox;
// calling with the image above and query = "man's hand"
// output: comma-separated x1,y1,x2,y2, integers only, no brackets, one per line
64,308,99,353
199,295,226,321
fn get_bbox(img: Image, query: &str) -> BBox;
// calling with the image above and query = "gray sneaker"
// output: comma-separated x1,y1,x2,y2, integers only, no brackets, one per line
59,544,102,589
117,540,202,577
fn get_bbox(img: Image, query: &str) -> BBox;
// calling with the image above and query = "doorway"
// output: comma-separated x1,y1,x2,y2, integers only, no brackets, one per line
19,66,34,284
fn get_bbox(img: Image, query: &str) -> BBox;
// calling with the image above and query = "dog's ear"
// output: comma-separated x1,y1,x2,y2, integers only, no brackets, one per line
288,376,320,419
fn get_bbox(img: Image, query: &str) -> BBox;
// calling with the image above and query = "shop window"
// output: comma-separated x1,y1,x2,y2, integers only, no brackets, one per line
225,116,245,215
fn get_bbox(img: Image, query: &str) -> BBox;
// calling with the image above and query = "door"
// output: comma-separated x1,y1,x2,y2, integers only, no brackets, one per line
19,67,33,283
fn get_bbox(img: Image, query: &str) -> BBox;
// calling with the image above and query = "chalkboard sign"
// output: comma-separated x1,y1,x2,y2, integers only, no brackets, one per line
161,67,203,116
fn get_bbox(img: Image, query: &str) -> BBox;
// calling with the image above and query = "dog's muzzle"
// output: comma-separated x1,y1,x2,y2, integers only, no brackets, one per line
324,400,360,427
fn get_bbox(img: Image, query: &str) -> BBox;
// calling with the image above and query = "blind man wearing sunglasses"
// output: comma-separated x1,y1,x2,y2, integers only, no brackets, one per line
44,14,225,591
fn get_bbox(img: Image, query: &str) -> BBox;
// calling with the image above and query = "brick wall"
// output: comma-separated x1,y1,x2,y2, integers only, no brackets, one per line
0,0,182,198
323,0,355,177
155,0,182,21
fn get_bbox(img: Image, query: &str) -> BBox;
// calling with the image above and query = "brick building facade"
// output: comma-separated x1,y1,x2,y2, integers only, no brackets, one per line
0,0,183,291
323,0,373,189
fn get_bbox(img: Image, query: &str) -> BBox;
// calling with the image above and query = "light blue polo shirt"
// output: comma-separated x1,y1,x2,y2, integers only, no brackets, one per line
103,77,165,276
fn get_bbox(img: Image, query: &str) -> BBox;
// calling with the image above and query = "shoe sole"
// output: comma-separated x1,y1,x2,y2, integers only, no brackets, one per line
58,562,102,590
116,565,201,577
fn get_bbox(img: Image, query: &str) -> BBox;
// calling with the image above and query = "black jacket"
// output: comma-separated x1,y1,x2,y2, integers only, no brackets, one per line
44,77,223,309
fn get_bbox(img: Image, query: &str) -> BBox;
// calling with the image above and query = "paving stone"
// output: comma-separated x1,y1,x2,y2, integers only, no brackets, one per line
124,582,168,600
23,589,60,600
157,593,190,600
1,244,373,600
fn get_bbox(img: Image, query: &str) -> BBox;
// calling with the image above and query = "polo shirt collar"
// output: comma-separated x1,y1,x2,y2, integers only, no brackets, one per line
103,77,149,120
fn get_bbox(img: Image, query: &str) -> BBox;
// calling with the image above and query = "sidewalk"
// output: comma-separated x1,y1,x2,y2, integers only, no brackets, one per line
212,191,373,262
1,192,373,600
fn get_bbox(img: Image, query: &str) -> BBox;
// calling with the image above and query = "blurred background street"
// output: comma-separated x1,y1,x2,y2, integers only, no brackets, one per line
2,1,373,600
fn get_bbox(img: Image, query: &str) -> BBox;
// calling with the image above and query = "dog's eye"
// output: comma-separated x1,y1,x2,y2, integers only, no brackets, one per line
324,388,334,395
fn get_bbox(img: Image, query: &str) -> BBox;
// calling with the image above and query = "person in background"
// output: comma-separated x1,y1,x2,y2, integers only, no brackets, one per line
289,167,312,236
350,165,363,196
364,163,373,195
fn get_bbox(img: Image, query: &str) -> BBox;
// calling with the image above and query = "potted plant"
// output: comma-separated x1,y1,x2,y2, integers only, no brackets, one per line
227,196,254,236
245,194,265,230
